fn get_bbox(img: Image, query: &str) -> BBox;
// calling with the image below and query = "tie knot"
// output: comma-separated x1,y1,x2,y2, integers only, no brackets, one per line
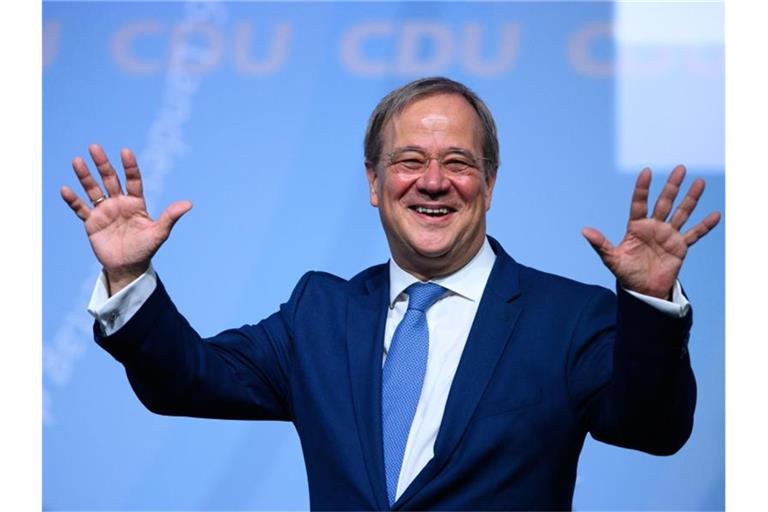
405,282,446,312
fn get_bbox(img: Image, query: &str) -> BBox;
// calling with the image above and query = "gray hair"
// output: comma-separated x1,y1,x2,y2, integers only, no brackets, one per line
364,77,499,177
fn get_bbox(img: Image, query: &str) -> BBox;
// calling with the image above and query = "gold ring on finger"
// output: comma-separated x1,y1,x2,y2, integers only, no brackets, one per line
92,196,106,206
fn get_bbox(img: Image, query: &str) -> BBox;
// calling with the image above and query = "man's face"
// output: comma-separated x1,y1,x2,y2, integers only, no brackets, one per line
366,93,496,280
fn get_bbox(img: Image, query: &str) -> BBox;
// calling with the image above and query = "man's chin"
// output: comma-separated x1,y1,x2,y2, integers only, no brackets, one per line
408,242,462,272
410,241,453,260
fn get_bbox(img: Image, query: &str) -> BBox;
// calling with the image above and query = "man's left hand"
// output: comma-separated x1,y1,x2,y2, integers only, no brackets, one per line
582,165,721,300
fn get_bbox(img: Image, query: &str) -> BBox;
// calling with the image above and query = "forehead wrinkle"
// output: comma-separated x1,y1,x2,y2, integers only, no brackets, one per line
389,115,451,153
421,114,449,131
384,95,483,157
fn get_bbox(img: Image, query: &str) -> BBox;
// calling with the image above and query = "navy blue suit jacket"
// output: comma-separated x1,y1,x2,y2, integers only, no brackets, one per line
95,237,695,510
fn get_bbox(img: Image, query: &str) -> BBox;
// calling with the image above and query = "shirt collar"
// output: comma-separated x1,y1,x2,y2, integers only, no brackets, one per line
388,237,497,307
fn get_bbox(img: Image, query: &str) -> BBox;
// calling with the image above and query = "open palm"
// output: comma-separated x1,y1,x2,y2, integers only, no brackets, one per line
582,166,720,299
61,144,192,293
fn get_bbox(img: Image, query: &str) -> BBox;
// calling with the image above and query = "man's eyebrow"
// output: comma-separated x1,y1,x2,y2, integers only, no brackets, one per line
390,146,477,157
443,147,477,158
390,145,428,154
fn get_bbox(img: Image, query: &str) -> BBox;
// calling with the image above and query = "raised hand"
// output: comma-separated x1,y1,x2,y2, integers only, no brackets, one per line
581,165,720,299
61,144,192,295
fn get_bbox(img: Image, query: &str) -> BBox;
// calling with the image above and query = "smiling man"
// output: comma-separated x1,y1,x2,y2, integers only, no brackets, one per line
62,77,720,510
366,92,495,281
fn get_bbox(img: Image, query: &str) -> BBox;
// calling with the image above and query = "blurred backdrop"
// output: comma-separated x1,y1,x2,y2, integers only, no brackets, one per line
43,1,724,510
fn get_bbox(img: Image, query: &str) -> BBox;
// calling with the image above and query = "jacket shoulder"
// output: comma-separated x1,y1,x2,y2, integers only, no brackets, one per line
293,263,388,297
515,261,614,303
488,235,612,303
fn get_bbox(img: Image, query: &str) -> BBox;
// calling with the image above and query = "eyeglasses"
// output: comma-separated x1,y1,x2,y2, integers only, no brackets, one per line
384,148,487,176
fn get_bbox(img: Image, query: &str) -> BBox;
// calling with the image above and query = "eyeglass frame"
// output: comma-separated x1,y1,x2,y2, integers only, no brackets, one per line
382,146,491,177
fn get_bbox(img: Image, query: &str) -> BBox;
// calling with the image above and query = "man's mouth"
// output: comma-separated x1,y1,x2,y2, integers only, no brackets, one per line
409,205,456,217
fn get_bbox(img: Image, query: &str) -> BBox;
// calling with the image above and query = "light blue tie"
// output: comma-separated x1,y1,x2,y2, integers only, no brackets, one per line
382,282,446,505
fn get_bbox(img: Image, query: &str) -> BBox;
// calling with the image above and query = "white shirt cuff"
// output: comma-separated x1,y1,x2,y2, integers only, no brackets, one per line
87,265,158,336
624,280,690,318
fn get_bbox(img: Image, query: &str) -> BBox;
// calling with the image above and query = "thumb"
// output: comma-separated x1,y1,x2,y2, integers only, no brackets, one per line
157,200,193,236
581,227,614,260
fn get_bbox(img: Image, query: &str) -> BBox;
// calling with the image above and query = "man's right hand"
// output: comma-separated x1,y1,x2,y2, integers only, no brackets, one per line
61,144,192,296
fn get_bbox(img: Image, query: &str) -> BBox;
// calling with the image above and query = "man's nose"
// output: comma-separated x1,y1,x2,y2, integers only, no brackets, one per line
416,159,450,194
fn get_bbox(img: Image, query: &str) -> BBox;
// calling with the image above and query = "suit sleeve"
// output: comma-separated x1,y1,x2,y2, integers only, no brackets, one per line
567,285,695,455
93,272,315,421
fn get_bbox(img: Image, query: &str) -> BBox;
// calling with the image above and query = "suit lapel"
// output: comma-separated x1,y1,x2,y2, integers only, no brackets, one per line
394,240,523,508
346,268,390,510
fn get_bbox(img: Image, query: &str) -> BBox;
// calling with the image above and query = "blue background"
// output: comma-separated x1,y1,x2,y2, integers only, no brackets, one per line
43,2,724,510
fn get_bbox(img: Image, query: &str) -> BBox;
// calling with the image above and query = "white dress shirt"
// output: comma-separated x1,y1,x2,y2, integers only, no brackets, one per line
88,237,689,501
383,237,496,499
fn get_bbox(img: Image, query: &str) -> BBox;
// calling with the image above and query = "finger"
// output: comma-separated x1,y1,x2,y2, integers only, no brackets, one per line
581,227,615,260
120,148,144,199
683,211,721,246
651,165,686,221
157,200,193,238
628,168,651,222
669,178,705,230
60,185,91,221
72,155,106,205
89,144,124,197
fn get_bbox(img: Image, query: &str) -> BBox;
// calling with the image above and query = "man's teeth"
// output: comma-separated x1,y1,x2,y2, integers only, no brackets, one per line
415,206,450,215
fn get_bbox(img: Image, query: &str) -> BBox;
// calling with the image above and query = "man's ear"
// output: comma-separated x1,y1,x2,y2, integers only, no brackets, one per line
365,161,380,207
484,169,497,211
